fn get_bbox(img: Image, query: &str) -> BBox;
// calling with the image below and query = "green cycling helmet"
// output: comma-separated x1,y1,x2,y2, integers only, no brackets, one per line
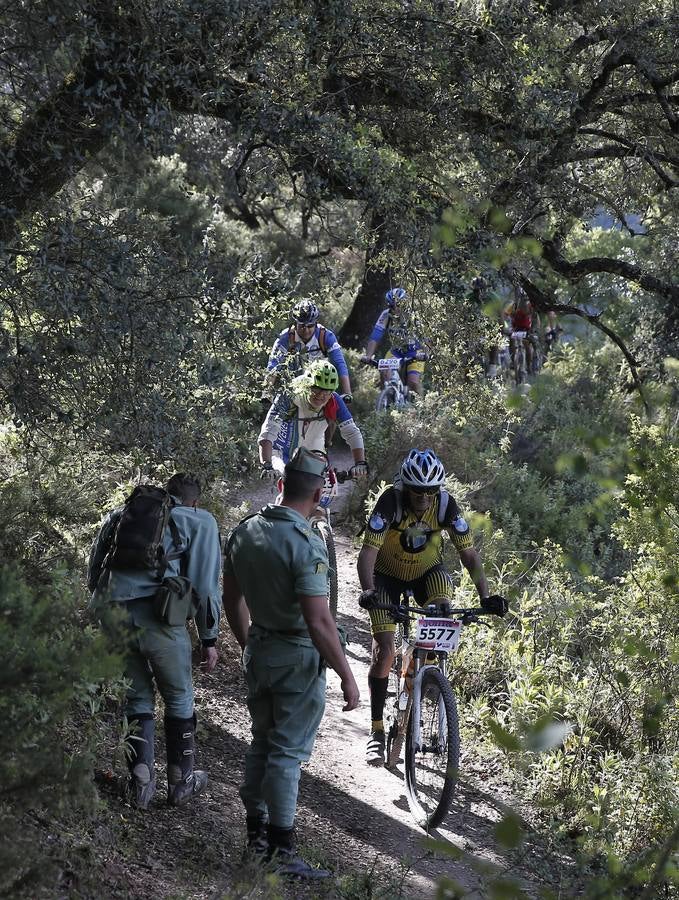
307,360,339,391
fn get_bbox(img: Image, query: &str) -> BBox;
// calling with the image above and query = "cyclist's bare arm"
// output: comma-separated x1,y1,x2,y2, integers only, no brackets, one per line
300,594,360,710
222,574,250,649
457,545,489,599
363,339,378,360
357,545,379,591
258,439,273,466
339,373,352,395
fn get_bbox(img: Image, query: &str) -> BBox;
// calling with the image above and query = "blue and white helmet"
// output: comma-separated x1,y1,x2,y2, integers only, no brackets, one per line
292,299,320,324
400,449,446,490
385,287,407,308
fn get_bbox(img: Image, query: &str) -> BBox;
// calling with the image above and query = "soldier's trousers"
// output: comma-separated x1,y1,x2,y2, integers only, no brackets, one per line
122,598,194,720
240,632,326,828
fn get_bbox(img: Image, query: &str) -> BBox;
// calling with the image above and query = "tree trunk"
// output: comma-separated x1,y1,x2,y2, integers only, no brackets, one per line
338,212,396,349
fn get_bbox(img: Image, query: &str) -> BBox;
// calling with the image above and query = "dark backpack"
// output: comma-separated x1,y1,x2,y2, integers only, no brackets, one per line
105,485,183,578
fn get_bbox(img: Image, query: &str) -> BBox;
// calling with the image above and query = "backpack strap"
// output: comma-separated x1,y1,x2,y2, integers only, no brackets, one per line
392,480,404,524
438,490,449,525
286,324,297,352
318,324,327,353
165,513,186,577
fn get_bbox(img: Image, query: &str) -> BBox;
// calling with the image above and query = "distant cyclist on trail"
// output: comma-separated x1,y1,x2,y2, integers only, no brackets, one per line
503,289,541,374
262,299,353,406
258,359,368,484
361,287,427,396
356,449,507,766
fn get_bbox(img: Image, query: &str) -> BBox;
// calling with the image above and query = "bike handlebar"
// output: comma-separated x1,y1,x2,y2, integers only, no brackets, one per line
334,468,365,484
358,596,496,624
361,351,429,368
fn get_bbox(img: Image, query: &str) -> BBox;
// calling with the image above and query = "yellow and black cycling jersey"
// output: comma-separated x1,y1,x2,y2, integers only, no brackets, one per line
363,485,473,582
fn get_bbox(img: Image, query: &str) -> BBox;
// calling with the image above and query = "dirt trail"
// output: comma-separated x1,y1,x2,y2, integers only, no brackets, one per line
79,453,580,900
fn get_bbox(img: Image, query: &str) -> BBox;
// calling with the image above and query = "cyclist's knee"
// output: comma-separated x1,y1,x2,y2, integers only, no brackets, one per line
371,635,395,673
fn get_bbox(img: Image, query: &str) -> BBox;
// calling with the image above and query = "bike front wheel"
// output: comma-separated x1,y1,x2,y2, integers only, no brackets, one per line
312,519,338,619
376,385,397,411
405,667,460,829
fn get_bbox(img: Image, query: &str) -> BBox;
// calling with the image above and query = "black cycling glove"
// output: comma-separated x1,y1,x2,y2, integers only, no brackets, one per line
481,594,509,617
358,589,379,610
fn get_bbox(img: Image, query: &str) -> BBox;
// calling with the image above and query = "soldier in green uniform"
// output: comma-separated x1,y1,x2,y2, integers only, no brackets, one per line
89,474,221,809
223,448,359,880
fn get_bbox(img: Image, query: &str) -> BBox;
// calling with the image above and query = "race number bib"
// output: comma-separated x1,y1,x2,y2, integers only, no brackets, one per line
377,358,401,371
414,618,462,653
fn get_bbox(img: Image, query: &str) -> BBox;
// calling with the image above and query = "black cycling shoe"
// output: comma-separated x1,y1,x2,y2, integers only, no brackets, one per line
366,730,386,767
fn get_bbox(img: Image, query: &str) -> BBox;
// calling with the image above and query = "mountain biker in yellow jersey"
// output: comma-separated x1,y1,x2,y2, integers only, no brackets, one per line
361,287,427,396
258,360,368,489
356,449,507,766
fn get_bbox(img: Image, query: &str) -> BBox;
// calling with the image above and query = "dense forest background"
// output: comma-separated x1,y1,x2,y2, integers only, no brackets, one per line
1,0,677,897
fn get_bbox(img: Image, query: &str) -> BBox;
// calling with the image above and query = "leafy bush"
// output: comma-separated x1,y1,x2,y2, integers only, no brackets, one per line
0,567,122,896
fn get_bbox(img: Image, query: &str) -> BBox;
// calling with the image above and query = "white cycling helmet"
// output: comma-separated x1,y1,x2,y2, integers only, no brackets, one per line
400,449,446,490
386,287,407,308
292,299,320,324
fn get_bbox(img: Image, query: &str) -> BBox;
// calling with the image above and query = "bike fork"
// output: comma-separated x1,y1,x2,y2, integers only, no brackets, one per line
410,663,436,752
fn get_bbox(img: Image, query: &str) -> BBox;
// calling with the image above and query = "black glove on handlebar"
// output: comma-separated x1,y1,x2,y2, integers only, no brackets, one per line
481,594,509,617
358,589,379,610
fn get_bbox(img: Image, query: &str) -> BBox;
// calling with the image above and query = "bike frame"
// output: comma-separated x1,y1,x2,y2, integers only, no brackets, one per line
383,596,487,754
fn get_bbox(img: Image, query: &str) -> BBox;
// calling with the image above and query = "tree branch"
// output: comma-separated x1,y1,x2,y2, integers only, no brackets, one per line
540,240,679,305
518,274,650,412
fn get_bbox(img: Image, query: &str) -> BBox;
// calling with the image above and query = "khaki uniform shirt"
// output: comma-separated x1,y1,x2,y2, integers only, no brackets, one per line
224,505,328,633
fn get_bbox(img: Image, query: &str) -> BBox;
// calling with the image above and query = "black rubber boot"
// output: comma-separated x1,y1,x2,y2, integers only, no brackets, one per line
243,816,269,861
267,824,331,880
164,715,208,807
126,715,156,810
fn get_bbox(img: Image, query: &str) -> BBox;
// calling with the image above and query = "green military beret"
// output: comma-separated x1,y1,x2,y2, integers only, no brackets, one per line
285,447,328,479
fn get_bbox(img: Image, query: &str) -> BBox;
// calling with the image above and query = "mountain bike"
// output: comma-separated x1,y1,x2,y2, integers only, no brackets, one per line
360,592,498,829
509,330,528,385
363,351,428,411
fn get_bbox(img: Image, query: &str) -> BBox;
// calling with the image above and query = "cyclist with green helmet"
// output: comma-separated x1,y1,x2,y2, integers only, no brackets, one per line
258,360,368,482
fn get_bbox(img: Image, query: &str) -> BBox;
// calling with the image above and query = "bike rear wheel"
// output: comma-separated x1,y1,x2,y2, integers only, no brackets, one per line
512,343,527,385
405,667,460,829
312,519,338,619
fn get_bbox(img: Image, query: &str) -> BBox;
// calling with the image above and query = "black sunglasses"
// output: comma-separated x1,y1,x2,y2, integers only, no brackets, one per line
406,486,439,496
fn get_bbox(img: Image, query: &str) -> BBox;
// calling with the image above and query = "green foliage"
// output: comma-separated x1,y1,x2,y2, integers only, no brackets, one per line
0,567,123,896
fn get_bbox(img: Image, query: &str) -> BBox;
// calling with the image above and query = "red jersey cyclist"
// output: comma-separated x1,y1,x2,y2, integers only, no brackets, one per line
503,290,541,373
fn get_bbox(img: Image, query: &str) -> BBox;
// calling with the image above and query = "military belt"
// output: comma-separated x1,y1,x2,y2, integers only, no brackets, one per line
250,623,310,638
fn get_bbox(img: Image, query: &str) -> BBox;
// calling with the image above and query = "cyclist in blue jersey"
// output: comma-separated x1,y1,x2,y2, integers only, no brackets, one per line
361,288,426,395
258,360,368,485
262,300,353,406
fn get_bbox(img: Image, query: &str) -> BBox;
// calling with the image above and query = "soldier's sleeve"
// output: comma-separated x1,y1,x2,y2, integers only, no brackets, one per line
185,513,221,642
293,523,330,597
362,487,397,552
